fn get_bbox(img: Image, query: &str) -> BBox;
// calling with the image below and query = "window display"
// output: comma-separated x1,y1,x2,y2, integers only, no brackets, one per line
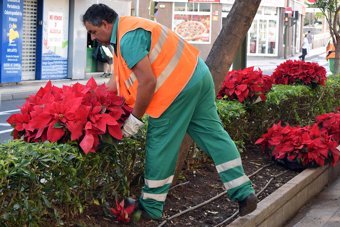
173,3,211,44
247,6,279,56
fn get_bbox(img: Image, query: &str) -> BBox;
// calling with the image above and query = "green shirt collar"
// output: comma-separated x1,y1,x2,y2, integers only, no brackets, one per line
110,17,119,45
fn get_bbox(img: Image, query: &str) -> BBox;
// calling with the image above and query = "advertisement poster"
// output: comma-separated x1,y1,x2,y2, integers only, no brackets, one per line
40,0,69,80
0,0,23,83
47,12,63,47
173,14,211,44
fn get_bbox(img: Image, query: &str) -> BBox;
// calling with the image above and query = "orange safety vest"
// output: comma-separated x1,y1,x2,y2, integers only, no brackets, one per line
326,42,336,60
113,16,199,118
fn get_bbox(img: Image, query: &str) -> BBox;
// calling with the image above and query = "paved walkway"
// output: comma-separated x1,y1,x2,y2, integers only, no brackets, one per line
285,174,340,227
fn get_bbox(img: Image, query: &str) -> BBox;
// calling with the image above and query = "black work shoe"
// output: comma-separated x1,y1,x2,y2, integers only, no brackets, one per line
125,198,161,222
238,193,258,216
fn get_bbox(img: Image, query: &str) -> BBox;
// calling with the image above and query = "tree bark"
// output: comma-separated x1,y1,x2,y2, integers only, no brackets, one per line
174,0,262,184
206,0,262,94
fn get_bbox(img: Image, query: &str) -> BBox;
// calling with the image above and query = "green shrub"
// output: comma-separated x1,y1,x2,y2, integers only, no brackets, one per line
0,139,145,226
217,77,340,144
216,100,248,151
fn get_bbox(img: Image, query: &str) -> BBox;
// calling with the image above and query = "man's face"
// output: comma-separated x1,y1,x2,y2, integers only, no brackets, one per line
85,20,112,45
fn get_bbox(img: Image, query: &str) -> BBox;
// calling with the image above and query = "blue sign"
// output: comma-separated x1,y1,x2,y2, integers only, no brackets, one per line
0,0,23,83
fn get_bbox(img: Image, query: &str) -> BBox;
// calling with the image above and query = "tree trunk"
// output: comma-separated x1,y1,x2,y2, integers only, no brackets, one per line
335,37,340,75
206,0,262,94
174,0,262,184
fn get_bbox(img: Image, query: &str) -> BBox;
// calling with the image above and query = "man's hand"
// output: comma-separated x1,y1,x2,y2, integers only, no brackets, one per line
122,114,144,137
106,76,117,93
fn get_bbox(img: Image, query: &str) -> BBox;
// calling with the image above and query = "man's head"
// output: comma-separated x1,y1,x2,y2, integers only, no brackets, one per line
82,4,118,45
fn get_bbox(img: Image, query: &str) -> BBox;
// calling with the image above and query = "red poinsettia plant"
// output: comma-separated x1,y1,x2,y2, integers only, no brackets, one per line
315,109,340,142
272,60,327,87
255,122,340,169
110,199,138,223
217,66,273,103
7,77,132,154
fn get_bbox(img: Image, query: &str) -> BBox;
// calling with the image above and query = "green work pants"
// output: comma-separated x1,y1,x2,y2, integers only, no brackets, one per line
139,65,254,219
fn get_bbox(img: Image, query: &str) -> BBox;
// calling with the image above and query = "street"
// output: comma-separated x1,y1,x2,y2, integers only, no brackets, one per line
254,53,330,76
0,53,332,144
0,99,23,143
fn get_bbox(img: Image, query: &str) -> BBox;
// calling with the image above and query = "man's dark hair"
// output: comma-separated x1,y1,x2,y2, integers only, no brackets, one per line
82,4,118,26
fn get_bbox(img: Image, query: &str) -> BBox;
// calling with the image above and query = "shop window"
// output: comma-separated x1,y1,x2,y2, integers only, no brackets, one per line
258,20,267,54
247,7,278,56
263,7,278,16
249,21,258,54
187,3,198,12
200,3,211,12
174,2,186,11
173,3,212,44
268,20,277,54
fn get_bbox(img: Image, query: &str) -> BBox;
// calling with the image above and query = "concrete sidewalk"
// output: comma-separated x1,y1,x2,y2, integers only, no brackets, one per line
248,46,326,72
285,174,340,227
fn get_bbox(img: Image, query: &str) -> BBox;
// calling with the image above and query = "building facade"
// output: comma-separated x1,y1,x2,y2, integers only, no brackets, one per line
0,0,328,84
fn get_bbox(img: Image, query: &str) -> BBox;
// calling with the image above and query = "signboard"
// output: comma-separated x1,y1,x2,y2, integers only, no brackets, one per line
306,0,316,4
173,14,211,44
39,0,69,80
285,7,293,16
0,0,23,83
47,12,63,47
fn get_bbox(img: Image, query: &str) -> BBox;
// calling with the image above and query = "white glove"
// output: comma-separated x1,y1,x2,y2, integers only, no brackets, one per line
122,114,144,137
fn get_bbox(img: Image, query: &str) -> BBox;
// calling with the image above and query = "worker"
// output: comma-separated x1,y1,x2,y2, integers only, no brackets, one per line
82,3,257,221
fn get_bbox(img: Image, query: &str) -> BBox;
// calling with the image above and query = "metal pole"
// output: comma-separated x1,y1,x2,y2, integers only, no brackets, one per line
284,25,288,59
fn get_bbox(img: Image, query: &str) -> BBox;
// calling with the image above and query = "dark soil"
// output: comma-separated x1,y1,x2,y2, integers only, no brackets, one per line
74,147,299,227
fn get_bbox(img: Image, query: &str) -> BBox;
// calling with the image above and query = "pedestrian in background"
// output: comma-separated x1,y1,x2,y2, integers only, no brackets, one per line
326,39,336,74
83,3,257,221
299,34,309,61
307,30,313,50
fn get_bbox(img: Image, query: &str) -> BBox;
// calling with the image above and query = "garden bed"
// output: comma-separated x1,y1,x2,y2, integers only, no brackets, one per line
64,146,299,226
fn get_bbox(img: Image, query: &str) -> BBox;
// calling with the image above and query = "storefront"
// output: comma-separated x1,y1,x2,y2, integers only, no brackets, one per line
142,0,221,60
220,0,284,57
0,0,132,84
146,0,306,58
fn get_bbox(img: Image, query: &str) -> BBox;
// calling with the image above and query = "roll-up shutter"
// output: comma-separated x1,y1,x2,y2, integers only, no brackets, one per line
22,0,37,81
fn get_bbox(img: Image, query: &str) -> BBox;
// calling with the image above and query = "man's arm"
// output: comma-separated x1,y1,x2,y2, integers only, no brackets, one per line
106,76,117,93
131,55,157,119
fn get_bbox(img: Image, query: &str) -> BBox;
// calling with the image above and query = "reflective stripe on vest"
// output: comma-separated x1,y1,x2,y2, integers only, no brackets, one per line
124,25,185,93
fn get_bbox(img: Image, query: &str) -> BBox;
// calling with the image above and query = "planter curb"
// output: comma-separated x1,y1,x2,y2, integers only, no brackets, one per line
228,163,340,227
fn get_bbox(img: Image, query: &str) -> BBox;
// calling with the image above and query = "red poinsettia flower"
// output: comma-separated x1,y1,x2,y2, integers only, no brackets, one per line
217,67,273,103
256,122,340,168
315,111,340,142
110,199,137,223
272,60,327,87
6,77,131,154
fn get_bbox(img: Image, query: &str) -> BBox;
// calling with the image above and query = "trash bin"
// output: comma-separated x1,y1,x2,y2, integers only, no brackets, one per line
86,48,97,73
329,58,335,75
